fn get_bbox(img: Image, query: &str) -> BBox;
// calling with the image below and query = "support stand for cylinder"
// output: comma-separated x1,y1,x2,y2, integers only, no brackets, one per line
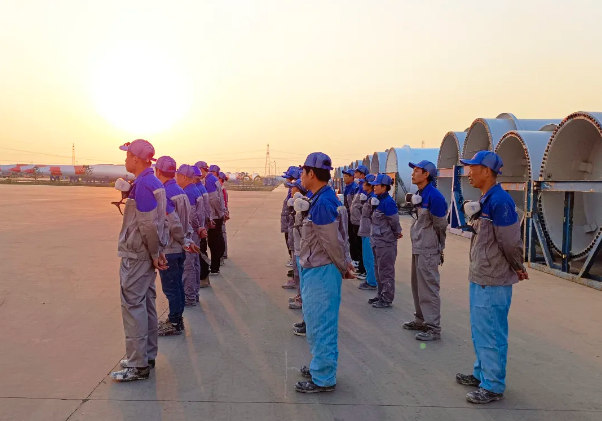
525,180,602,290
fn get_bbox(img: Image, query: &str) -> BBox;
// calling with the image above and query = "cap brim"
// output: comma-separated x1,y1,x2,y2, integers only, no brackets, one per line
408,162,422,169
459,158,479,166
119,145,129,151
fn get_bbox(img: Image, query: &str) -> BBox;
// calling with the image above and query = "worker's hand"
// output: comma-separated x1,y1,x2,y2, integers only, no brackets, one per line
343,263,356,279
154,255,169,271
439,252,444,266
516,269,529,280
198,227,208,238
224,212,230,221
185,243,200,254
397,232,403,239
208,220,216,229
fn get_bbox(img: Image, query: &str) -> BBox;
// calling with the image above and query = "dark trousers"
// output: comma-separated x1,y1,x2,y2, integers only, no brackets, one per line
199,238,210,280
351,224,365,273
208,218,225,272
285,232,291,257
159,252,185,324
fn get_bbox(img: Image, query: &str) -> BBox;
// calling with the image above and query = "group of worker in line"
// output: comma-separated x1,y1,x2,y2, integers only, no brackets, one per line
110,139,229,382
279,150,528,404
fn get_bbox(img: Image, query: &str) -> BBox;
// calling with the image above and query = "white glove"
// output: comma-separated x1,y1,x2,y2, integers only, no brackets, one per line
294,198,310,212
370,197,380,206
359,193,367,202
287,198,295,207
411,195,422,206
293,192,303,200
463,201,481,218
115,178,131,192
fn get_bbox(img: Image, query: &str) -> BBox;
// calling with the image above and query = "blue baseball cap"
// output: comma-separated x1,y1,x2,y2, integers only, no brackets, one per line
282,165,298,178
289,167,301,180
354,165,369,175
195,161,208,170
343,169,355,176
192,166,202,177
460,151,503,174
369,173,393,186
155,156,177,174
292,178,307,193
218,171,227,181
304,152,333,171
409,160,437,179
177,164,196,178
209,164,220,173
365,173,376,183
119,139,156,162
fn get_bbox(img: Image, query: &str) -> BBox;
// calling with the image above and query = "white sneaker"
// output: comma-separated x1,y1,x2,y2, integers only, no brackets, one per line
285,260,293,267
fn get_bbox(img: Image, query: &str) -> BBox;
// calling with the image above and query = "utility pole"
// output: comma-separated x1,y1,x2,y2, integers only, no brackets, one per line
264,144,270,176
273,160,277,177
72,143,76,165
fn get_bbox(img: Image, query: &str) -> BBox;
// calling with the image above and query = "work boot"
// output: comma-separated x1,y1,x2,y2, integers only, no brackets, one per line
285,259,293,267
372,300,392,308
403,320,426,331
466,388,504,404
293,324,306,336
358,282,377,290
356,272,367,280
368,296,380,304
158,322,183,336
120,359,155,369
282,279,297,289
300,366,312,378
415,328,441,341
289,298,302,310
200,277,211,288
111,367,150,382
455,373,481,387
295,380,335,393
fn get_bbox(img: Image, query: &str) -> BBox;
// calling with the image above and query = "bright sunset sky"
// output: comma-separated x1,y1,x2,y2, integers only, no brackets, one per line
1,1,600,173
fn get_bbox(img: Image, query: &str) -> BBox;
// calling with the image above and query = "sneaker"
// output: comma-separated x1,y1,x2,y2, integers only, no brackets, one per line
368,296,380,304
210,270,220,276
358,282,377,290
282,280,297,289
415,329,441,341
295,380,335,393
285,260,293,267
456,373,481,387
158,322,183,337
372,300,392,308
293,325,306,336
293,321,305,329
466,388,504,404
287,269,294,277
111,367,150,382
403,320,426,331
289,299,302,310
200,277,211,288
300,366,312,378
120,359,155,369
356,272,367,280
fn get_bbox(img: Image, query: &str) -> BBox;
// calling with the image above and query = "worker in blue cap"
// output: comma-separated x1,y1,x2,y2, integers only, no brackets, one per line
193,163,211,287
295,152,354,393
456,151,528,404
368,174,402,308
281,166,300,268
284,178,308,312
404,160,448,341
350,165,370,279
154,157,200,337
218,171,229,262
342,169,360,270
206,164,227,274
111,139,166,382
357,173,378,290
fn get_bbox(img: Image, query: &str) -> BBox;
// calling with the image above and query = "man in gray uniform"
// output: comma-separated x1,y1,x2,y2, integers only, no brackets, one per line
404,160,448,341
111,139,167,382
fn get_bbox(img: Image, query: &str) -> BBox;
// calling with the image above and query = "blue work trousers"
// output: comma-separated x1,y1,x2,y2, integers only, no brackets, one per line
159,252,186,324
470,282,513,394
361,237,377,286
300,263,342,387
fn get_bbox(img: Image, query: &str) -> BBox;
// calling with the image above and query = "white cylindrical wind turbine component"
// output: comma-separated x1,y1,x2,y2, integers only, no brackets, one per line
385,145,439,204
494,130,552,221
539,111,602,258
437,131,467,205
371,152,387,174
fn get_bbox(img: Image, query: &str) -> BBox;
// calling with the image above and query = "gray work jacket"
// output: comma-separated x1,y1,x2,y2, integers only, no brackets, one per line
358,196,373,238
164,192,194,255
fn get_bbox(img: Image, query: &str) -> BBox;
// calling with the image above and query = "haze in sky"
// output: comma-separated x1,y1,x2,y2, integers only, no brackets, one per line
1,0,601,172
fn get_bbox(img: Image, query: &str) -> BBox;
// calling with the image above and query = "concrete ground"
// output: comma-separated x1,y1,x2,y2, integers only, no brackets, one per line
0,184,601,421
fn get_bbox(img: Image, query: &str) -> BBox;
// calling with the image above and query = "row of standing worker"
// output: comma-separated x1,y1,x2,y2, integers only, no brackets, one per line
279,150,529,404
109,139,230,382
